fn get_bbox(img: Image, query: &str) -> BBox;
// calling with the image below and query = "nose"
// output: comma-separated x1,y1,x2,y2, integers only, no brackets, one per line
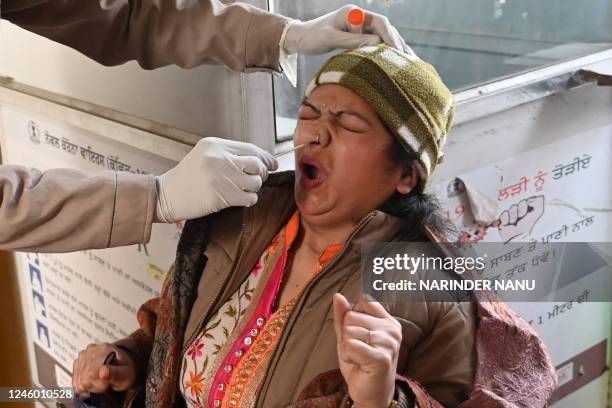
294,110,335,147
315,126,331,147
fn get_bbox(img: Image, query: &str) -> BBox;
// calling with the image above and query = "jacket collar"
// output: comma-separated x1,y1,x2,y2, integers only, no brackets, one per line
234,171,416,276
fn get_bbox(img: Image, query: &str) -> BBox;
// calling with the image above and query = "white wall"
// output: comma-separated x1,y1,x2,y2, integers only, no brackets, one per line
0,21,247,141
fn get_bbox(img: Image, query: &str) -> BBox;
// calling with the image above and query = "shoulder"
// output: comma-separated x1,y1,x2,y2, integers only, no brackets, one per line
261,170,295,189
378,241,478,344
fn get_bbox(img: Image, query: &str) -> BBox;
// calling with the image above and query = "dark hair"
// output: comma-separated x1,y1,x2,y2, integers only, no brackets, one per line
378,135,456,240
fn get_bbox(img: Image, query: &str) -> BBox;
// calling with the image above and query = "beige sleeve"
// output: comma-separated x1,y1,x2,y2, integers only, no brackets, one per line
2,0,290,72
0,165,155,252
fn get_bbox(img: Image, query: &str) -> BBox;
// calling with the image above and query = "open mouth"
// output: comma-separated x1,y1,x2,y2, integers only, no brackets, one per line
299,157,328,188
304,163,319,180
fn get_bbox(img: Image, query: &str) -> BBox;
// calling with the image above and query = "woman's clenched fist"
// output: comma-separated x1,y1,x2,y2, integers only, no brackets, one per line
333,293,402,408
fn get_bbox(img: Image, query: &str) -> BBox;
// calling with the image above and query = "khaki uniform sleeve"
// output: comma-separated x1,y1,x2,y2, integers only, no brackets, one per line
2,0,290,72
0,165,155,252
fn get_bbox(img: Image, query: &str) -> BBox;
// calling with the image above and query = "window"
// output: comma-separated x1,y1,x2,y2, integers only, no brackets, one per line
271,0,612,141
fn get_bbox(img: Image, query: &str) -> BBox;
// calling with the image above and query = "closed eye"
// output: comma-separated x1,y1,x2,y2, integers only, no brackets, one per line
298,102,319,120
337,112,371,133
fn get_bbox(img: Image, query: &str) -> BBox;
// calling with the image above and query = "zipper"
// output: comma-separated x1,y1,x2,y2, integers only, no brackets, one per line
254,211,378,407
181,208,250,357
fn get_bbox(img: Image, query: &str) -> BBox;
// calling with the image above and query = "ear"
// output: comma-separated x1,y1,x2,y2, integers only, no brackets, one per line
396,165,419,195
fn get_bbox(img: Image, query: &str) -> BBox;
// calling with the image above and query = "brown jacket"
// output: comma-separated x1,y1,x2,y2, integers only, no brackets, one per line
0,165,155,252
112,171,478,407
2,0,289,72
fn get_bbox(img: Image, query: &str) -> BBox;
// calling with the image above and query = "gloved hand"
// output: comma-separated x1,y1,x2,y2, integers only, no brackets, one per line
154,137,278,223
282,4,414,56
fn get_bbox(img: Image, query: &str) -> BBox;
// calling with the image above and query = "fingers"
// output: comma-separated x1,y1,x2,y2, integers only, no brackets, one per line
399,35,416,56
343,308,379,329
103,365,136,392
113,349,130,365
363,13,404,50
500,195,545,229
72,345,112,395
343,311,402,342
343,324,370,343
72,355,81,393
333,293,352,341
353,296,390,319
363,11,416,56
347,325,398,348
261,152,279,173
195,137,278,173
226,157,264,194
516,195,544,234
232,156,269,181
217,138,278,172
230,191,259,208
337,295,401,343
332,31,382,49
338,318,399,369
72,344,136,396
342,338,394,369
334,293,402,380
99,365,111,380
334,293,356,365
518,199,528,218
526,195,545,207
508,203,519,224
499,209,511,226
525,195,545,217
234,173,263,194
215,167,261,209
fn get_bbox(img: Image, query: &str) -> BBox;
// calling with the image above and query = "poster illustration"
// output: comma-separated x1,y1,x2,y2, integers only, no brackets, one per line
433,128,611,406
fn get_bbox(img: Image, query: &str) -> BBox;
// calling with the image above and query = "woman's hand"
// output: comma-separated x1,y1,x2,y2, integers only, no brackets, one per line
333,293,402,408
72,343,136,396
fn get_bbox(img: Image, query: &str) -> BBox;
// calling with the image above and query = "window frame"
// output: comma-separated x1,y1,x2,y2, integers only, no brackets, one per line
239,0,612,157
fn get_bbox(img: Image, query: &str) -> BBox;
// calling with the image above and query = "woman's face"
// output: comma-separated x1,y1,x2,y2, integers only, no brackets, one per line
294,84,416,228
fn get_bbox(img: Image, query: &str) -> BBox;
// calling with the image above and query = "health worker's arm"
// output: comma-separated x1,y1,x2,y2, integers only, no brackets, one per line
1,0,289,72
0,165,155,252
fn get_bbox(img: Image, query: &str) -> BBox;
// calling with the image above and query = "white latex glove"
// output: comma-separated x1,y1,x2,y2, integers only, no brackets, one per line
282,4,414,56
154,137,278,223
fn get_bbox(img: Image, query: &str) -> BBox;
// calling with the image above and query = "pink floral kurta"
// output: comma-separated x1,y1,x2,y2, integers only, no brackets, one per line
179,211,340,408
